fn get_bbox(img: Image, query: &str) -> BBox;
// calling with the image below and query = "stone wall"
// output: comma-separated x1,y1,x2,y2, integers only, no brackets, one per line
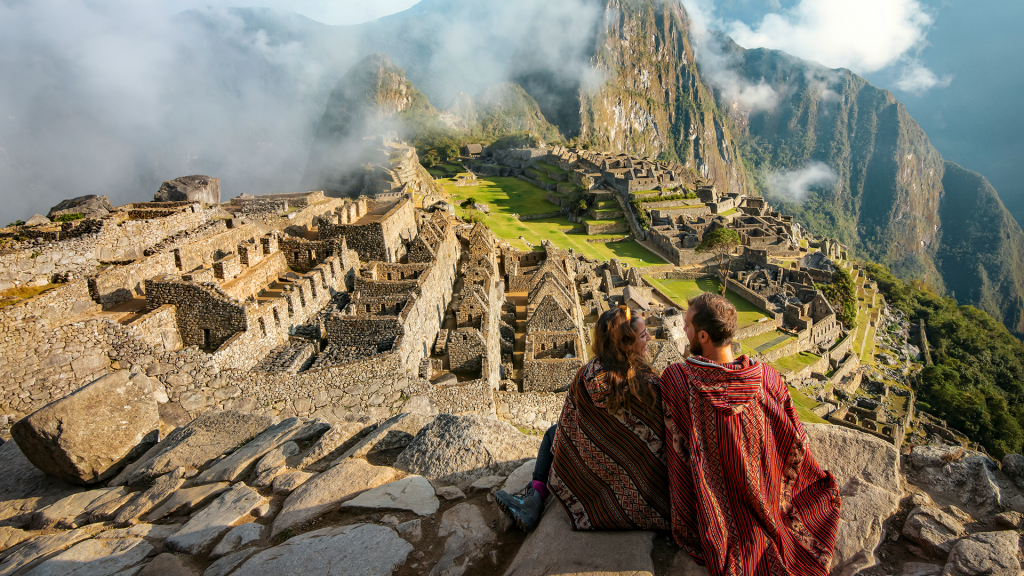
429,379,496,417
89,252,178,309
321,198,416,263
220,252,289,301
495,391,565,431
523,332,584,393
175,224,261,273
145,277,249,351
584,221,629,235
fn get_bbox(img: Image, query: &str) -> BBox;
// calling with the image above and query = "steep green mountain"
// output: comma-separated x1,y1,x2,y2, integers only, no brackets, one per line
936,162,1024,334
716,44,1024,336
508,0,751,194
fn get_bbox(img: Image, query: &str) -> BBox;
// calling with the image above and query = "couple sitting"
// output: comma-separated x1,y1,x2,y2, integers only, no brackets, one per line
496,294,842,576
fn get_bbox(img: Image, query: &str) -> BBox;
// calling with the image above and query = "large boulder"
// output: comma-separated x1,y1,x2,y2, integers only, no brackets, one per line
155,175,220,205
46,195,113,219
908,444,1003,512
803,424,903,576
393,414,540,488
504,502,656,576
11,371,160,485
901,505,966,555
942,531,1021,576
110,410,272,486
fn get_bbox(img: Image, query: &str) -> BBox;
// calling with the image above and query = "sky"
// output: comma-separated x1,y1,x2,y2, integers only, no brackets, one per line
157,0,420,25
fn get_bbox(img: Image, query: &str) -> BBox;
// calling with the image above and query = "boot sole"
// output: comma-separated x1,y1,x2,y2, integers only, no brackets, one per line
495,495,538,532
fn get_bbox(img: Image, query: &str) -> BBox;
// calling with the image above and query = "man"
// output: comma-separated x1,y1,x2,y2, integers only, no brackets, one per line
660,293,841,576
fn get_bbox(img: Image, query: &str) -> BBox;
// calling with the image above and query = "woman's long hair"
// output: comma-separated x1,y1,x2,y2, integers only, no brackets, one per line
592,305,659,414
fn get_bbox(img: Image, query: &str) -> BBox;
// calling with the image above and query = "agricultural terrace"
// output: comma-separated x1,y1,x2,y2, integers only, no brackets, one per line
644,277,774,328
443,177,666,268
788,386,827,424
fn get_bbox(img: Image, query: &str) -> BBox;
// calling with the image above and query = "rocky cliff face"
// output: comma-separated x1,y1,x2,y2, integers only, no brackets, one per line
721,45,1024,336
508,0,751,195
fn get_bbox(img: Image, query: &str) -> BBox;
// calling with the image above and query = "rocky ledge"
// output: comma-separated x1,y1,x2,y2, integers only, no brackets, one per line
2,371,1024,576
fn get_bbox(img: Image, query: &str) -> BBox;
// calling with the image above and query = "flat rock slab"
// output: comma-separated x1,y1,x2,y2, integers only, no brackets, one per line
272,459,398,537
164,484,267,555
0,527,30,553
21,537,152,576
501,460,536,494
195,417,329,485
0,440,82,523
272,471,314,495
803,424,902,576
96,523,184,541
908,445,1002,512
0,524,109,576
110,411,272,487
11,371,160,485
204,548,257,576
254,442,300,476
236,524,412,576
504,504,655,576
209,522,264,559
341,475,439,516
470,476,505,491
299,422,368,473
432,502,497,576
114,474,186,525
942,531,1021,576
144,482,231,522
902,505,966,555
394,414,540,488
31,487,120,529
82,487,133,523
335,413,434,463
137,552,197,576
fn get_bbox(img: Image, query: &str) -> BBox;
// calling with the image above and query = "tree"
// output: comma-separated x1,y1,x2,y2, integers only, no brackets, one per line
443,144,461,162
819,265,857,329
459,197,477,209
696,228,741,293
580,174,594,190
422,149,440,167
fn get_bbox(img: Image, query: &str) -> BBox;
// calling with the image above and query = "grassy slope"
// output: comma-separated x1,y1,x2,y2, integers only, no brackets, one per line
646,277,773,327
444,177,665,268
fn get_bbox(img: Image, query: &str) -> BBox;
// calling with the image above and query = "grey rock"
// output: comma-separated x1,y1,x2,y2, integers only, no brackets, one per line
272,470,314,495
504,503,655,576
396,519,422,543
143,482,231,521
96,523,184,541
164,484,267,555
435,486,466,501
11,371,160,485
803,423,903,576
902,505,966,555
909,445,1002,512
194,417,329,485
137,553,197,576
250,466,286,489
298,421,368,472
31,487,120,529
431,502,497,576
942,531,1021,576
155,175,220,205
255,441,300,476
994,510,1024,529
236,524,412,576
0,440,81,524
85,489,138,523
0,527,30,553
469,475,505,490
204,548,258,576
209,522,264,559
0,525,108,576
1001,453,1024,491
113,473,186,525
21,538,153,576
393,414,540,488
501,459,536,493
110,410,272,486
47,195,113,219
272,459,398,537
901,563,943,576
341,475,439,516
335,413,434,463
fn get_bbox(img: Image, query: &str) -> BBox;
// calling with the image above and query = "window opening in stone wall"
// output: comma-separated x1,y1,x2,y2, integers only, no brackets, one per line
298,286,306,308
294,251,300,261
273,308,280,327
310,279,317,299
258,318,266,337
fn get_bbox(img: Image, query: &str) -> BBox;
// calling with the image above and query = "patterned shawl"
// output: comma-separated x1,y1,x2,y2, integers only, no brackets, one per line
548,357,671,531
660,355,841,576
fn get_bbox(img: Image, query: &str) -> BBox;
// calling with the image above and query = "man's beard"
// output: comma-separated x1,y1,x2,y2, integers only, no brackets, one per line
688,339,703,358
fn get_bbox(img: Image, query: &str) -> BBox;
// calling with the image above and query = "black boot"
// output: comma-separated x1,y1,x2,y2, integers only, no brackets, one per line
495,483,545,531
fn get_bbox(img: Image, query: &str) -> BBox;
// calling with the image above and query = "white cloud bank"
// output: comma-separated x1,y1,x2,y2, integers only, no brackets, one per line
766,162,837,204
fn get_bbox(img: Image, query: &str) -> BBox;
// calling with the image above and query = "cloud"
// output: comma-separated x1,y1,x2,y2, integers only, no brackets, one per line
157,0,421,26
894,58,953,95
765,161,837,203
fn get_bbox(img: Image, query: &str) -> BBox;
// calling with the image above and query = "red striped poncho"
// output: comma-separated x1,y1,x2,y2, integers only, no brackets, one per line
660,355,841,576
548,357,671,531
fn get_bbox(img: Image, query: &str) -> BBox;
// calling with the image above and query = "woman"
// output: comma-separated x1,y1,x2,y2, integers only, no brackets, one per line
495,305,671,531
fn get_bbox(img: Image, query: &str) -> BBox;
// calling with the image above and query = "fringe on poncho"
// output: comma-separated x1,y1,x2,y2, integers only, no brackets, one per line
548,357,671,531
660,355,841,576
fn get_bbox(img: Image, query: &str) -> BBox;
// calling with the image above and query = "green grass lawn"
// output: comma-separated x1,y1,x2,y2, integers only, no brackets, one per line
738,330,797,356
591,208,621,217
718,208,737,216
535,161,568,175
772,352,822,375
788,386,828,424
645,277,774,328
445,177,666,268
582,217,621,226
595,200,619,209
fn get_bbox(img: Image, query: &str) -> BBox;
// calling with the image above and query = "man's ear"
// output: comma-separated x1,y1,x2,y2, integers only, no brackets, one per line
698,330,709,343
